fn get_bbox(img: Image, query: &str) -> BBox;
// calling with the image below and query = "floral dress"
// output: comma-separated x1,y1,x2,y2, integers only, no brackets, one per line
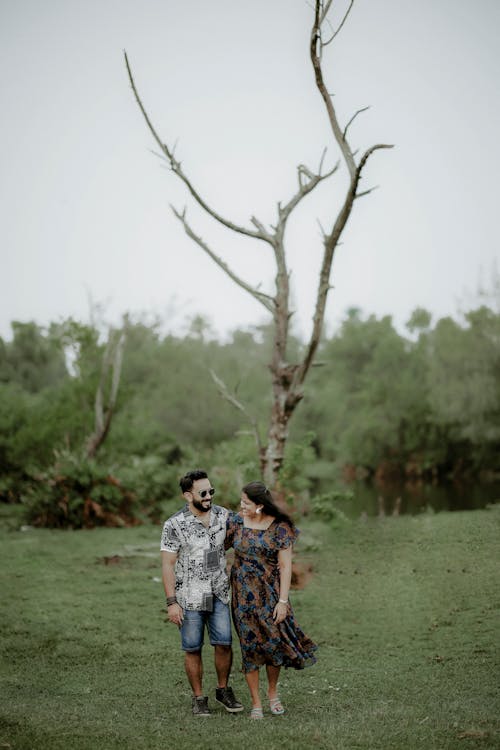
226,512,318,673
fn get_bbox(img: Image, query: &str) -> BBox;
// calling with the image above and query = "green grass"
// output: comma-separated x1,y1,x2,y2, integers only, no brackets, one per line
1,504,499,749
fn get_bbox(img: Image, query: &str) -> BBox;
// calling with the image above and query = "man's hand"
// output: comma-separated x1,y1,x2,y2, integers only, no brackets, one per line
167,602,184,626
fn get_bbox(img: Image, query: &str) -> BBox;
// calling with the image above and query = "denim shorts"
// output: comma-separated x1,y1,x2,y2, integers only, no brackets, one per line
180,597,232,652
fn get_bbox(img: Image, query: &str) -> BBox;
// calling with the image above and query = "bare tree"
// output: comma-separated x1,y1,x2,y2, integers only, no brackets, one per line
85,328,126,459
125,0,392,486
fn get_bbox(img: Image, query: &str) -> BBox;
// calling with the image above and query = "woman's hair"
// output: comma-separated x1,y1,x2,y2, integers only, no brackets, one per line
242,481,294,527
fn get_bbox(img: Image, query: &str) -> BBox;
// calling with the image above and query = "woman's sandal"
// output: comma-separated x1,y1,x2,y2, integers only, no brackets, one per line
250,707,264,720
269,697,285,716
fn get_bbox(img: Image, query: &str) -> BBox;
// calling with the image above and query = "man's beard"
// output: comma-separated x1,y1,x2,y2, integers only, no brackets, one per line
192,498,211,513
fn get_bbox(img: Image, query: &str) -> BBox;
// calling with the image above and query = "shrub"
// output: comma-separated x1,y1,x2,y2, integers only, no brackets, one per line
23,449,186,528
310,489,352,527
118,454,181,521
202,434,260,509
24,451,139,529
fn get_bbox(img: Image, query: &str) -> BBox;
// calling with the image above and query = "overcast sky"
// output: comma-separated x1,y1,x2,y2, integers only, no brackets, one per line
1,0,499,342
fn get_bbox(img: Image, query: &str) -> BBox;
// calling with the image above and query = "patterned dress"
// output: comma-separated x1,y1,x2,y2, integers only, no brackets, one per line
226,512,318,673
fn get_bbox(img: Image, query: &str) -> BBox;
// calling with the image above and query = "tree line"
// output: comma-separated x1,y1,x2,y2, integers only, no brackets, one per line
0,304,498,526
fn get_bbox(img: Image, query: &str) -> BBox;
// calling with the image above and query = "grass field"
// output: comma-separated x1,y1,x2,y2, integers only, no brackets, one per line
1,503,499,749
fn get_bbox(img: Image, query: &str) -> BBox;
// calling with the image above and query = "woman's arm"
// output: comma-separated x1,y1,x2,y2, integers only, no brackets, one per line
273,545,293,624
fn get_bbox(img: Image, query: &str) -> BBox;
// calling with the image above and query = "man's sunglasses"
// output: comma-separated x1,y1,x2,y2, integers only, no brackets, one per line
194,488,215,499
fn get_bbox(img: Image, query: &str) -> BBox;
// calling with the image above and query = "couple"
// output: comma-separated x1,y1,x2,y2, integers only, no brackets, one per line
160,469,317,718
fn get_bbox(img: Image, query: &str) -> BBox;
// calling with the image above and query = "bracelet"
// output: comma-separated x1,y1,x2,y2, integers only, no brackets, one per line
166,596,177,607
279,599,288,604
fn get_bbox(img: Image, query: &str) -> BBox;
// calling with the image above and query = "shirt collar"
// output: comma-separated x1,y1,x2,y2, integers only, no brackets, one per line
183,503,216,527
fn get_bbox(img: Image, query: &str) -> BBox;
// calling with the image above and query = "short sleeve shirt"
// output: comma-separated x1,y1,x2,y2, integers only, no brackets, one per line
160,504,229,611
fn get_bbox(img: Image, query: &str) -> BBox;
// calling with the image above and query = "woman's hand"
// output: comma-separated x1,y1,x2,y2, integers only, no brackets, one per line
167,602,184,626
273,601,288,624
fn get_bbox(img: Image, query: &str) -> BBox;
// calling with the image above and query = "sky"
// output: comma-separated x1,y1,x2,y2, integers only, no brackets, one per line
1,0,499,343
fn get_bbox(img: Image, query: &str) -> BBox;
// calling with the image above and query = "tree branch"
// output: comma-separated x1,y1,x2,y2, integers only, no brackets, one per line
323,0,355,45
279,159,340,225
295,4,395,389
355,185,379,199
357,143,394,171
310,3,357,179
170,206,275,313
298,148,393,388
319,0,334,25
124,51,273,245
209,369,263,452
109,330,126,406
343,106,370,140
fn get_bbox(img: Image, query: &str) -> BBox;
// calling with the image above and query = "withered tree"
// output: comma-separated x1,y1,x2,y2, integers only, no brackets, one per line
84,327,126,459
125,0,392,486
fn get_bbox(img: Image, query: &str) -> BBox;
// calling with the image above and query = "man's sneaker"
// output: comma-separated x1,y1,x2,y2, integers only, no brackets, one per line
192,696,211,716
215,686,244,713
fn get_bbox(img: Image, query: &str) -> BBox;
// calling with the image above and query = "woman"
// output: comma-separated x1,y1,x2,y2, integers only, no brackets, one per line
226,481,317,719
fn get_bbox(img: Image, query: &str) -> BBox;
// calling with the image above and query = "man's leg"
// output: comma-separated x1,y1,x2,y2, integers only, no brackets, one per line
181,610,205,696
210,598,243,713
185,650,203,696
214,644,232,688
208,598,233,687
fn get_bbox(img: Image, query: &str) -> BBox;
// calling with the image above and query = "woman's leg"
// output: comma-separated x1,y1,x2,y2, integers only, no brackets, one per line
266,664,281,700
245,668,261,709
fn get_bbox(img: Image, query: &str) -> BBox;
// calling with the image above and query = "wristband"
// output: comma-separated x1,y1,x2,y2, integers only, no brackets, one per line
166,596,177,607
279,599,288,604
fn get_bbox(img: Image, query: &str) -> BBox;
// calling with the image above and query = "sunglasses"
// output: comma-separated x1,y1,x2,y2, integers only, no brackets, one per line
194,488,215,499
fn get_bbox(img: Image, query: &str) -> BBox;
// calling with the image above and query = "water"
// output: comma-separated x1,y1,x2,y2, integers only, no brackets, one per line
316,479,500,518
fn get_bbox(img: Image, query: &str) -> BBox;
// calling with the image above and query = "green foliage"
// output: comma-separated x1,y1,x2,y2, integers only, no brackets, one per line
0,321,67,392
426,308,500,463
1,302,500,518
279,431,316,493
296,304,500,479
406,306,432,333
310,489,352,527
24,451,139,529
202,433,260,508
23,448,187,529
118,454,181,521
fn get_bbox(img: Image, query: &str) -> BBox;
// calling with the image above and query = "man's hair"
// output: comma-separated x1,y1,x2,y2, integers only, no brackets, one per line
179,469,208,494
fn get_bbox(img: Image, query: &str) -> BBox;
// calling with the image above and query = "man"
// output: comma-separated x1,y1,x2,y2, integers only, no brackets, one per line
161,469,243,717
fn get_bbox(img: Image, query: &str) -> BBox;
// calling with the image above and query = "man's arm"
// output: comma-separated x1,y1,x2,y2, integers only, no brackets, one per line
161,550,184,625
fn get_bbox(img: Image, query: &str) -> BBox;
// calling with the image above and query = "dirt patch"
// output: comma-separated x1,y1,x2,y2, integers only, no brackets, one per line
101,555,123,565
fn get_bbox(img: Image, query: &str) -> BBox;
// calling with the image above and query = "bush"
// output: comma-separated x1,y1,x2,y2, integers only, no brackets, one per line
192,433,258,508
310,489,352,527
24,451,139,529
118,454,181,521
23,449,186,528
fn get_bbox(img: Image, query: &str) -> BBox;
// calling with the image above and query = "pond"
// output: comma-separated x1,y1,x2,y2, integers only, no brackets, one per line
314,478,500,518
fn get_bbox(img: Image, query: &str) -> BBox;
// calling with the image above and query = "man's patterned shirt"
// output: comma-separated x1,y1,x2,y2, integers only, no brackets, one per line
160,503,229,611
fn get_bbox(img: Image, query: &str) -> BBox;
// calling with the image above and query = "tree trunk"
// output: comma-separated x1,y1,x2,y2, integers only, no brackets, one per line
261,362,303,486
84,328,126,460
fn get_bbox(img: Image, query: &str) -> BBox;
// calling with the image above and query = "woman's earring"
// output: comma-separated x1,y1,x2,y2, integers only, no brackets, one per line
256,508,261,514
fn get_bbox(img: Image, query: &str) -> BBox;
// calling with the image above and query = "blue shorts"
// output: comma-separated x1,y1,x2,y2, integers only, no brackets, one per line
180,597,232,652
